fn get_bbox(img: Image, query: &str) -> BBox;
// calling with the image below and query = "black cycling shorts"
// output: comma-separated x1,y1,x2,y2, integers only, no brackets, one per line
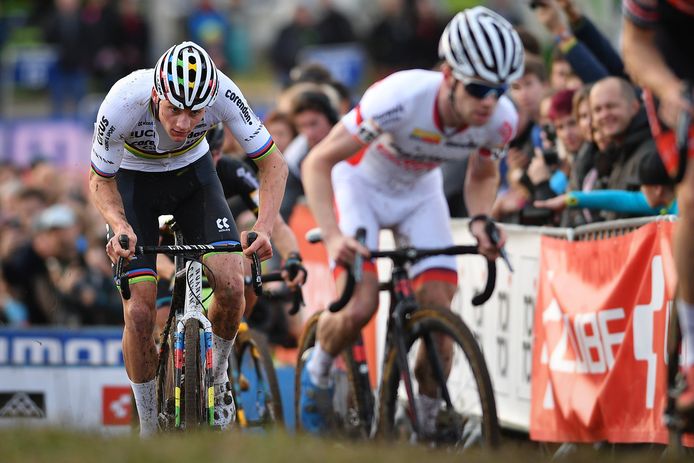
114,153,240,277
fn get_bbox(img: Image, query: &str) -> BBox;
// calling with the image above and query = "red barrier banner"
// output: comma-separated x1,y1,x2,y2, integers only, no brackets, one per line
530,221,680,443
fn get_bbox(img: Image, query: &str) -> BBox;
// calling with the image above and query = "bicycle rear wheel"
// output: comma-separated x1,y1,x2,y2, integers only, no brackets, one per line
231,326,283,428
377,306,500,449
294,311,373,438
184,318,206,430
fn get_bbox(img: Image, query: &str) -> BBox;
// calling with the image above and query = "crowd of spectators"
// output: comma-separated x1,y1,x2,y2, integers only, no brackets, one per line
479,0,673,229
0,160,122,327
0,0,677,329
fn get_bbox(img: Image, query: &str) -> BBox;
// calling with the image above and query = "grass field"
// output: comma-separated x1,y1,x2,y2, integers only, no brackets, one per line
0,428,688,463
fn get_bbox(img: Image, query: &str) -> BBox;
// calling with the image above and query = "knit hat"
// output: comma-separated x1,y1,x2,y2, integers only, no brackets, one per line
548,88,576,121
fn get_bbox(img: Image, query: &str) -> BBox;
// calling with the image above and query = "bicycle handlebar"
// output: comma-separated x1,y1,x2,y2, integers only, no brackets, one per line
307,227,498,313
327,228,366,313
243,271,304,316
115,233,262,301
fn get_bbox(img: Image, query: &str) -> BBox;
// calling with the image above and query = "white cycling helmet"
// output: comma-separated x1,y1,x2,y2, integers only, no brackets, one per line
439,6,524,85
154,41,219,111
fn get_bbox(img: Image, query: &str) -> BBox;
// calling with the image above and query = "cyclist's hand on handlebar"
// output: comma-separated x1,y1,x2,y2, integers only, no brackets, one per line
281,252,307,290
326,233,370,268
106,228,135,263
658,82,694,130
241,229,273,261
469,217,505,261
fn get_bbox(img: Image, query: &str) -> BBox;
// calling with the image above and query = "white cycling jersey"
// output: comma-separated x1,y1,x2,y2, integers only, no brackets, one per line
333,69,518,277
90,69,275,177
340,69,518,190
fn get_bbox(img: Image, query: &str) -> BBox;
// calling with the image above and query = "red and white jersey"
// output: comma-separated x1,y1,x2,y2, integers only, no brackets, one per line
340,69,518,190
90,69,275,178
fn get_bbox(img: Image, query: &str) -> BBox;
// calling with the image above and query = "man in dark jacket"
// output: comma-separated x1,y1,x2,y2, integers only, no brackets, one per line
589,76,655,219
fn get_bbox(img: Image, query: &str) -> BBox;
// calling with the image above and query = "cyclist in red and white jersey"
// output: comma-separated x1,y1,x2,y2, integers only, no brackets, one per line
622,0,694,416
299,6,523,434
88,41,287,436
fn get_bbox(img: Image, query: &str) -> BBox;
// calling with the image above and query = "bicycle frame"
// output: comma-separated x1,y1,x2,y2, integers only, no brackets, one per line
379,259,457,439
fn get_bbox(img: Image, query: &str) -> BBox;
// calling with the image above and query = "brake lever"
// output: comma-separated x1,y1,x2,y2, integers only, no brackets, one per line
247,231,262,296
485,220,513,273
116,234,131,300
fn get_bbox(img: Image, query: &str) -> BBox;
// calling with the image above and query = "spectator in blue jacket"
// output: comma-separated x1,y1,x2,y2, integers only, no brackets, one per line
534,149,677,216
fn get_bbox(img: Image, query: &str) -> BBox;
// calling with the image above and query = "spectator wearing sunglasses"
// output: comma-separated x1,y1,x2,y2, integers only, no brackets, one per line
298,6,523,435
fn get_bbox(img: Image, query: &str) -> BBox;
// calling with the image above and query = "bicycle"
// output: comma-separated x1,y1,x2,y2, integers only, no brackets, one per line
294,227,500,448
116,223,262,432
230,271,303,429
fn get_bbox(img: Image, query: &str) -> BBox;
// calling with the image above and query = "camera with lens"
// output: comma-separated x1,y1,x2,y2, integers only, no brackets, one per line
540,123,560,167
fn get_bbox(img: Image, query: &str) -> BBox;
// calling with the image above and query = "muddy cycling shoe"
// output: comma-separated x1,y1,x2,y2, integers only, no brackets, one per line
299,362,334,434
675,366,694,428
213,381,236,430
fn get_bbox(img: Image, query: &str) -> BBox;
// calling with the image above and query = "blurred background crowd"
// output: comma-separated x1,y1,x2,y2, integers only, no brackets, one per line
0,1,660,345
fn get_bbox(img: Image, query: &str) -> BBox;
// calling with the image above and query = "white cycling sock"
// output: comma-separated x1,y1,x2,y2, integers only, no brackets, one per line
212,333,235,385
307,341,334,388
678,299,694,367
131,379,157,438
416,394,442,433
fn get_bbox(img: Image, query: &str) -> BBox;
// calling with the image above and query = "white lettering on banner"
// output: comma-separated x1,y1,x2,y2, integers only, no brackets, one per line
2,335,124,366
13,338,61,364
598,308,625,369
574,313,607,374
0,338,6,364
110,394,131,420
633,255,665,409
496,291,510,379
105,340,123,366
522,294,534,385
65,339,102,365
542,300,627,375
540,255,665,409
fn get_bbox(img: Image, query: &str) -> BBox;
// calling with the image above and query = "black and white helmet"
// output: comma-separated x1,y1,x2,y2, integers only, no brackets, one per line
439,6,524,85
154,41,219,111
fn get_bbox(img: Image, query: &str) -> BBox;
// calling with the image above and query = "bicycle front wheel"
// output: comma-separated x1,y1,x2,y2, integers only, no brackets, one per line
184,318,206,430
377,306,500,449
231,327,283,428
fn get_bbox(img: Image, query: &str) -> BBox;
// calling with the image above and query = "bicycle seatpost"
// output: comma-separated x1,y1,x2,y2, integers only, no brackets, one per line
116,234,131,300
